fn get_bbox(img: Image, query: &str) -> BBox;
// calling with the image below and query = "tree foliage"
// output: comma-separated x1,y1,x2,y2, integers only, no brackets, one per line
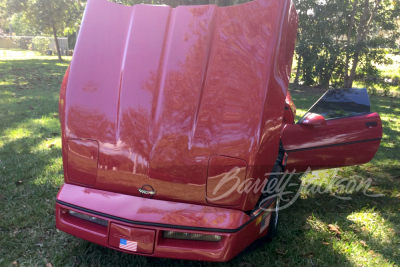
2,0,399,72
294,0,400,88
5,0,84,60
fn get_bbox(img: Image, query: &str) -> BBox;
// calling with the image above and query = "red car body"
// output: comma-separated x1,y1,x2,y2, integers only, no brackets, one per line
56,0,382,261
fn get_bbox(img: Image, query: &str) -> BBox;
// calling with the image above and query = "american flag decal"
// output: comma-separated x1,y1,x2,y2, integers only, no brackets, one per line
119,238,138,252
260,212,271,233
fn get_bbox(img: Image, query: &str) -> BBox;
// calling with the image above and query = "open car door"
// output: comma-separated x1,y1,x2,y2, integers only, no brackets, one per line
281,88,382,173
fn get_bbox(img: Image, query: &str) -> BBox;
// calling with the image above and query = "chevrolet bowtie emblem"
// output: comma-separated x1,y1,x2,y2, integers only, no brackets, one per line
138,185,156,199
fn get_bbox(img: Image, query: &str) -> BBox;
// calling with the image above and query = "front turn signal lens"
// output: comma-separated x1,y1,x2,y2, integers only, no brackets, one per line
68,210,108,227
163,231,222,242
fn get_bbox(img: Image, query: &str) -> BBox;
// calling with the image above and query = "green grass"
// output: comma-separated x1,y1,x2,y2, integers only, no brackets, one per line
360,53,400,93
0,48,43,58
379,54,400,79
1,52,399,266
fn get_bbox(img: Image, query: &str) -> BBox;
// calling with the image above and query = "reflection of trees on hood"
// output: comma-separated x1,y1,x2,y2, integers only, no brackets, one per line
67,105,115,142
109,0,250,7
139,1,277,158
117,1,280,180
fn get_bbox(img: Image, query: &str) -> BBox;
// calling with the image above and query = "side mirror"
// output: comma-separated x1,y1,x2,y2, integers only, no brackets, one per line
301,113,326,127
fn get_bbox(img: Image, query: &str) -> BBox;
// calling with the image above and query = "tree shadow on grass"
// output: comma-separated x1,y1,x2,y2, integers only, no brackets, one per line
0,57,70,264
0,58,69,136
0,136,64,264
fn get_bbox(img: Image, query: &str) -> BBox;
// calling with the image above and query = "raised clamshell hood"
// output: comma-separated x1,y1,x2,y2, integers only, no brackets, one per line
59,0,298,210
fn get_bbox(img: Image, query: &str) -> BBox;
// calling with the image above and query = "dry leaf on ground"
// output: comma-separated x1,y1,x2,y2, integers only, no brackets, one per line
328,224,341,235
275,249,287,255
303,251,314,258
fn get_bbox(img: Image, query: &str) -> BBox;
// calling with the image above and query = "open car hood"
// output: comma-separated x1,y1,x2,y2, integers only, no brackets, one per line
60,0,298,209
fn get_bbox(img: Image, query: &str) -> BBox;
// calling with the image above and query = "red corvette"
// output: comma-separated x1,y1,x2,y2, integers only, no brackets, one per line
56,0,382,261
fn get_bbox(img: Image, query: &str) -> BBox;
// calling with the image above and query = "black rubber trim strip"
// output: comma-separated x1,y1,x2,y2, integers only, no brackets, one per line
56,198,274,234
366,122,377,127
286,138,381,153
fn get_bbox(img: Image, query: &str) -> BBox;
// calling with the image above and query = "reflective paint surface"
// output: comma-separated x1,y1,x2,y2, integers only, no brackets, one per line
56,200,262,262
67,139,99,186
206,155,247,207
56,184,272,261
58,184,250,229
56,0,385,261
282,112,382,172
60,0,298,210
282,91,296,125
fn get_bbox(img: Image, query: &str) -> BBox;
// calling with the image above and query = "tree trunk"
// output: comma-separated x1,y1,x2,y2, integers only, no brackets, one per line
52,24,62,61
344,0,358,88
319,61,336,88
294,54,302,85
344,0,381,88
347,49,361,88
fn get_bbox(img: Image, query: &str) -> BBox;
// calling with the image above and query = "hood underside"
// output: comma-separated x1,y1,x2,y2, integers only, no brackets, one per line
62,0,297,208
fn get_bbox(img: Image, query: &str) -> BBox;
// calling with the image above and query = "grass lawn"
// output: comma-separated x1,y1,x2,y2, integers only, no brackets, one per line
0,48,42,58
378,54,400,80
0,52,399,266
356,53,400,93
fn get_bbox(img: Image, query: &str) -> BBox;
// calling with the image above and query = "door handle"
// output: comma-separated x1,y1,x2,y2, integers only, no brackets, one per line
366,122,377,128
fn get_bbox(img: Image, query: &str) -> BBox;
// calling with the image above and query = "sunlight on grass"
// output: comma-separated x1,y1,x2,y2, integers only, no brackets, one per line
1,117,60,148
0,50,38,57
0,81,15,86
32,137,61,153
348,209,394,241
344,209,400,266
2,126,34,143
296,108,308,118
0,48,72,61
380,54,400,79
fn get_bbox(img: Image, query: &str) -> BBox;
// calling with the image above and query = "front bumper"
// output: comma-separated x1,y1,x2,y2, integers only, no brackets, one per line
56,184,272,262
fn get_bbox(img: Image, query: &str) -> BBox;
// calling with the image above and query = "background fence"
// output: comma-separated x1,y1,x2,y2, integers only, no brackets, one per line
0,36,69,56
